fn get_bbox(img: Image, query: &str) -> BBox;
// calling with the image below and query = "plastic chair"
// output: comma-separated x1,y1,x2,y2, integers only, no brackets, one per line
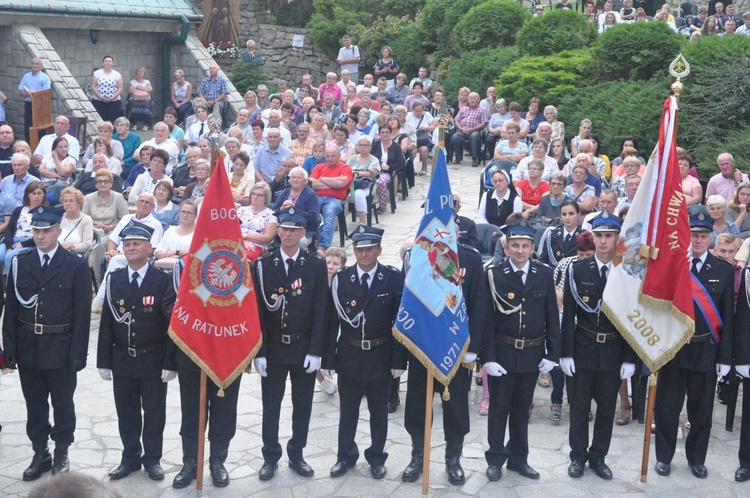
478,160,516,207
475,223,503,265
87,231,101,292
348,173,379,226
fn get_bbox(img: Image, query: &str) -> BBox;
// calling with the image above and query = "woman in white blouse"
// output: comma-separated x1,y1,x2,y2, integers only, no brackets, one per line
154,199,197,269
39,136,77,187
59,187,94,254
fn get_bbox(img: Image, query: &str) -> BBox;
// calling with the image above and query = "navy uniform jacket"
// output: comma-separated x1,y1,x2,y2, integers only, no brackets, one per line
482,259,560,373
393,243,488,368
254,249,331,365
735,266,750,366
323,263,403,381
539,226,582,266
97,265,177,378
455,215,478,250
561,256,637,372
2,246,91,369
672,253,734,372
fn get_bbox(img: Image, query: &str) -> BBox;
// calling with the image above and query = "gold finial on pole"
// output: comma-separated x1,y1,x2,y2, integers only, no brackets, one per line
669,53,691,99
432,114,451,176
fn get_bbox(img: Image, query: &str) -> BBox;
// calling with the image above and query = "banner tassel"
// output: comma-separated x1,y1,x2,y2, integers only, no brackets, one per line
442,388,450,401
218,388,225,398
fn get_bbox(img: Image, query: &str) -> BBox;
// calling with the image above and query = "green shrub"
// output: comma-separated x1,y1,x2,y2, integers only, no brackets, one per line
690,127,750,181
308,0,370,58
557,77,672,158
349,15,424,79
270,0,315,27
420,0,484,54
381,0,427,17
591,22,683,81
451,0,530,53
228,59,269,96
438,46,518,99
516,10,597,57
680,31,750,71
494,49,593,107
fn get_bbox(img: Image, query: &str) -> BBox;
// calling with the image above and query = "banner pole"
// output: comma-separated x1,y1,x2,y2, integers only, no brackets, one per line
196,370,208,496
421,372,434,495
640,371,658,483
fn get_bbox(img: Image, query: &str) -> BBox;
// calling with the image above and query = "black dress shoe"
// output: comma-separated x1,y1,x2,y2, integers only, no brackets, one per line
388,396,400,413
486,464,502,481
567,460,585,478
289,458,314,477
210,462,230,487
689,463,708,479
172,459,198,489
144,463,165,481
371,464,386,479
22,450,52,481
654,461,671,476
402,455,423,482
51,451,69,476
330,461,354,477
590,461,613,480
445,457,465,485
507,463,540,480
736,467,750,482
258,461,278,481
109,463,140,480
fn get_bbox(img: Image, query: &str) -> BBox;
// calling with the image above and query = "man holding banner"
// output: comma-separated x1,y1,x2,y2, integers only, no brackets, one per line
168,155,262,490
653,206,734,479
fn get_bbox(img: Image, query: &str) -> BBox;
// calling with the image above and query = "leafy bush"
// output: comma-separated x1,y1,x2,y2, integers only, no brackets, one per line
451,0,531,53
557,77,672,158
591,22,683,81
516,9,597,57
270,0,315,27
381,0,427,17
419,0,485,54
690,127,750,181
679,31,750,71
228,60,269,96
438,46,518,98
494,49,593,107
349,15,426,79
308,0,371,58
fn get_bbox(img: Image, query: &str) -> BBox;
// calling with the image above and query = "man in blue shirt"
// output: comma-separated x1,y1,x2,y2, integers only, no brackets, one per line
254,129,291,182
1,154,40,206
18,59,51,142
197,65,230,121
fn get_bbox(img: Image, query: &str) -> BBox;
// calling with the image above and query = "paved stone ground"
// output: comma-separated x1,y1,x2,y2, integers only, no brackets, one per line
0,160,747,497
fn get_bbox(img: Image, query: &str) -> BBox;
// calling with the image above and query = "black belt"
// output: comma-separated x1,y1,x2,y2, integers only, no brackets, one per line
116,344,156,357
687,333,712,344
579,326,618,343
19,320,72,335
342,334,390,350
276,332,306,344
497,333,546,349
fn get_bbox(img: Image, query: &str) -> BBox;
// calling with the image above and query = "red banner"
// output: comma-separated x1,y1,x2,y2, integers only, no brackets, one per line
640,96,694,324
168,158,262,391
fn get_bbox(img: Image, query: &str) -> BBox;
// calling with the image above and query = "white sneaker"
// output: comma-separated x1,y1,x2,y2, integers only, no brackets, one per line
319,377,337,395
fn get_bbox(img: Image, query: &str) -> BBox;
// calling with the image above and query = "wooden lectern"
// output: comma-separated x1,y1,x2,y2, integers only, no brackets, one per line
28,89,53,159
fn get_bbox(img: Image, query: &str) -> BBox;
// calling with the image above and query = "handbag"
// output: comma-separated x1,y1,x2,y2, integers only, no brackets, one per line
416,115,433,147
353,177,374,190
356,46,366,68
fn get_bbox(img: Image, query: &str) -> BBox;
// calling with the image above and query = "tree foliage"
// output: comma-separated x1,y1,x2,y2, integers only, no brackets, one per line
516,9,597,57
451,0,531,53
690,127,750,180
228,60,269,96
438,46,517,98
419,0,485,54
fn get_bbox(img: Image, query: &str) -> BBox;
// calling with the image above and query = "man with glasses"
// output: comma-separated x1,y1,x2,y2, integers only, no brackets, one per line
133,122,180,175
32,115,80,165
92,193,164,313
254,128,292,183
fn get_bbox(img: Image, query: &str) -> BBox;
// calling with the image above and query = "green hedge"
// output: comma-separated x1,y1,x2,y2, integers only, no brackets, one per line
495,49,593,107
438,46,518,99
591,22,683,81
516,9,597,57
308,0,370,58
557,77,672,157
690,127,750,181
228,60,269,96
419,0,485,55
451,0,531,53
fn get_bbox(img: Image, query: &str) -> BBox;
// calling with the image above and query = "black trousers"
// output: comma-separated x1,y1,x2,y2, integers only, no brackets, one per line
337,375,390,466
24,101,32,142
568,369,620,464
92,99,122,124
405,359,471,459
18,366,77,451
654,362,716,466
178,366,241,463
113,375,167,466
740,378,750,469
485,371,538,467
261,362,315,463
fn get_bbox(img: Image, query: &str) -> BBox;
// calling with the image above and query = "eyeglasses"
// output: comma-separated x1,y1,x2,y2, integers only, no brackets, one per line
528,167,543,171
250,192,266,198
137,199,155,205
195,168,210,172
180,210,196,215
95,180,111,184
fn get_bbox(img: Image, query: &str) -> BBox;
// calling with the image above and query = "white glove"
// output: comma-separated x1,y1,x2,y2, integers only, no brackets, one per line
324,369,336,378
303,355,321,373
736,365,750,378
717,363,731,377
254,357,268,377
538,359,555,374
391,369,406,378
462,352,477,364
560,357,576,377
619,362,636,380
161,370,177,383
484,362,507,377
98,368,112,381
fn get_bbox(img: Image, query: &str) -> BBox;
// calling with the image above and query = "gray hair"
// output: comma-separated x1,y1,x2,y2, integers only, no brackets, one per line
289,166,308,180
11,153,30,165
114,116,131,128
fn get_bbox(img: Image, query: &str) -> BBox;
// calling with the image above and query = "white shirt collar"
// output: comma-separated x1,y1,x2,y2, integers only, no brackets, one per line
491,188,511,202
37,244,59,265
128,262,149,285
357,264,378,283
594,256,613,272
509,260,530,275
281,248,301,271
692,251,708,266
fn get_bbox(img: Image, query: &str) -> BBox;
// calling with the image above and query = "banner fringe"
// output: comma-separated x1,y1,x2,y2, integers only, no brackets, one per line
392,325,469,390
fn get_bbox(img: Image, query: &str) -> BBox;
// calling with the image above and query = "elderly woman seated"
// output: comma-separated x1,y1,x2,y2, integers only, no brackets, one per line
83,137,123,177
153,199,197,269
229,151,255,206
83,121,125,164
152,180,180,231
75,153,124,194
707,194,740,248
272,166,321,245
58,187,94,255
238,182,278,261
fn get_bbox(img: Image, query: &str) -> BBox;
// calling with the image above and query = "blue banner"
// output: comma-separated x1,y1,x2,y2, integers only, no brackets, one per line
393,149,470,387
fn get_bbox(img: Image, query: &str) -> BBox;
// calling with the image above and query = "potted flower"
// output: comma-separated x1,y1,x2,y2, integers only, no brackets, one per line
202,40,241,59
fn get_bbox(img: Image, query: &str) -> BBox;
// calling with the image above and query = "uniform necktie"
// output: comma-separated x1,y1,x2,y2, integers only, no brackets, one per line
131,272,140,293
691,257,701,276
564,233,572,247
516,269,525,286
199,122,205,138
361,272,370,293
600,265,608,287
286,258,294,276
41,254,49,272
